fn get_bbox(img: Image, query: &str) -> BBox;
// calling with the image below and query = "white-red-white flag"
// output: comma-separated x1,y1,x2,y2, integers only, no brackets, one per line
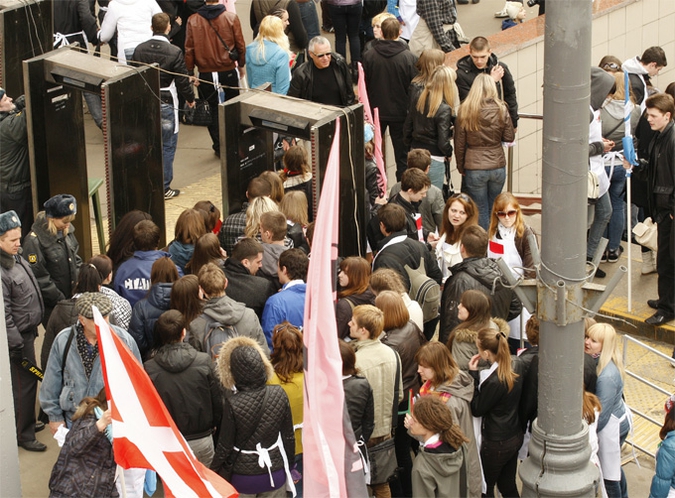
303,119,368,497
93,307,238,498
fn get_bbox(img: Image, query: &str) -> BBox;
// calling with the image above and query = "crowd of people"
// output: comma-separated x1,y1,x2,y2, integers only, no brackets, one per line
1,0,675,497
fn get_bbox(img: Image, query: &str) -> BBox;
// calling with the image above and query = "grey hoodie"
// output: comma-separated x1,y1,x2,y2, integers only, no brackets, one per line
412,442,467,498
189,295,269,355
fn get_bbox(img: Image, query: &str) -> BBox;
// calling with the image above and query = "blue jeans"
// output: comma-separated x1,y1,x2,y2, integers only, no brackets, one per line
604,164,626,252
327,3,363,63
429,158,445,192
587,192,612,259
297,0,320,40
83,92,102,129
463,168,506,230
161,103,177,191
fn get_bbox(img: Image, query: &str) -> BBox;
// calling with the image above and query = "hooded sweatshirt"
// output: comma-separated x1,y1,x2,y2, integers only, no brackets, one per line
411,440,467,498
98,0,162,59
622,56,650,110
589,67,616,196
189,294,269,355
362,39,419,121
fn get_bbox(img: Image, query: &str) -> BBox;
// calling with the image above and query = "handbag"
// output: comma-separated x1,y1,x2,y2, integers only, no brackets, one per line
633,217,658,252
443,157,455,201
368,437,397,485
182,99,211,126
207,19,239,62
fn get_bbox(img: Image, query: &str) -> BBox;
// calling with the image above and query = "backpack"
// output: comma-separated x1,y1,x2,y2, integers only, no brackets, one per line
404,258,440,323
203,320,238,360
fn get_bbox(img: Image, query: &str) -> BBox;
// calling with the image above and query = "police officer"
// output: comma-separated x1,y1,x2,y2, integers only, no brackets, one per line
0,210,46,451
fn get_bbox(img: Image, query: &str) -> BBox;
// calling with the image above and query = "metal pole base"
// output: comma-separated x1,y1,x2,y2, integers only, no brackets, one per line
520,419,600,497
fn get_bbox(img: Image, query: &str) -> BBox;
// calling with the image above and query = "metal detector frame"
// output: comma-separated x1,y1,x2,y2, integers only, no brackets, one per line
23,47,164,257
221,91,366,257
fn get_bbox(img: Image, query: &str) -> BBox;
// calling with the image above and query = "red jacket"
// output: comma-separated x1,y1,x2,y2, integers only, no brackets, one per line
185,5,246,73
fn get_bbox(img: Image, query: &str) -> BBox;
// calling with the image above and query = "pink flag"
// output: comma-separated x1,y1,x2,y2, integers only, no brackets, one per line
357,62,373,125
373,108,388,196
303,119,368,497
93,307,238,498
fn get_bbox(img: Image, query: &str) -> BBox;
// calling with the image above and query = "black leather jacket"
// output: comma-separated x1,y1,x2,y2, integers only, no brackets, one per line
403,97,454,157
645,121,675,223
343,375,375,442
287,53,355,106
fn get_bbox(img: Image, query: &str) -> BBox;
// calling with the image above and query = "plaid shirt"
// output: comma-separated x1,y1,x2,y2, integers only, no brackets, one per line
219,202,249,255
417,0,459,53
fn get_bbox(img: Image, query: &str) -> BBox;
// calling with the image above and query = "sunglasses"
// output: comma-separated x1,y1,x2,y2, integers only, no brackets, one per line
451,193,472,203
497,210,518,218
312,52,331,59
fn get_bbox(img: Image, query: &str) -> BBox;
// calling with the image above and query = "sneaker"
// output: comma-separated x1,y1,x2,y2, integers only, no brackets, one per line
607,246,623,263
594,267,606,278
164,188,180,200
600,251,608,263
495,9,509,17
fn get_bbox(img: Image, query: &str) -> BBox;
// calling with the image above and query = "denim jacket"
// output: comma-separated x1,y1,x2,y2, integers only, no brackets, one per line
39,324,141,423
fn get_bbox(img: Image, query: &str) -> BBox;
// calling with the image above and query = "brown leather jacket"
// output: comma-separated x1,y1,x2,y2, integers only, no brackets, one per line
185,6,246,73
454,99,515,174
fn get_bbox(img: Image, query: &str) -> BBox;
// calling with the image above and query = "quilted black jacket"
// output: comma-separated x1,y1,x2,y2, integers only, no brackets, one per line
211,337,295,478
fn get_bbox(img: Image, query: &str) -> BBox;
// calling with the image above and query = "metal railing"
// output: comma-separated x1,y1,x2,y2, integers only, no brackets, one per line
507,113,543,193
621,334,675,458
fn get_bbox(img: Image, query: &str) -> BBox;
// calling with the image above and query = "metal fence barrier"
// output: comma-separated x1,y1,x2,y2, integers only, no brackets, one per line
622,334,675,458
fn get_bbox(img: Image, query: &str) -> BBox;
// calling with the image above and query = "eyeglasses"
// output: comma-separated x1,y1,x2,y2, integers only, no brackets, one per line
497,210,518,218
451,193,472,203
601,62,620,71
312,52,331,59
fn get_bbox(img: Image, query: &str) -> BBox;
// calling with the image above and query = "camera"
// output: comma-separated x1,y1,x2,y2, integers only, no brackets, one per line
526,0,540,7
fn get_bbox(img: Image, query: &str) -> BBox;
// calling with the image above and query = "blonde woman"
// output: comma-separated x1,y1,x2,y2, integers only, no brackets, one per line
246,16,291,94
244,196,280,239
455,73,515,229
404,65,459,190
279,190,309,252
23,194,82,326
585,323,630,497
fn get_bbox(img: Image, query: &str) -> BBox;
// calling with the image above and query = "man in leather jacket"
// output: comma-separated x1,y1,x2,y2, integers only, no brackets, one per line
288,36,355,106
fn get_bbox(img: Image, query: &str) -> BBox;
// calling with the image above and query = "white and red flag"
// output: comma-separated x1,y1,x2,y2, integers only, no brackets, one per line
303,118,368,497
93,307,238,498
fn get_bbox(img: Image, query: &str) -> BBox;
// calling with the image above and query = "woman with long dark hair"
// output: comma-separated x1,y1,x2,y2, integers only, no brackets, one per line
169,275,203,343
455,73,515,229
186,233,226,276
106,210,152,271
168,209,207,274
435,193,479,283
468,327,523,498
336,257,375,339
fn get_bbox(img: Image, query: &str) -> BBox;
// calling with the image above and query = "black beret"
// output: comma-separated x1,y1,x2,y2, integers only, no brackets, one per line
44,194,77,218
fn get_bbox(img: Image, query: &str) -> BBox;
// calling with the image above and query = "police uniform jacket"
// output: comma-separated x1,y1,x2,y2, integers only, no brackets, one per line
23,212,82,309
1,248,44,350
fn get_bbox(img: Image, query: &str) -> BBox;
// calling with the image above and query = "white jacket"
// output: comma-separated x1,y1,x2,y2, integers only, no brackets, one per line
99,0,162,60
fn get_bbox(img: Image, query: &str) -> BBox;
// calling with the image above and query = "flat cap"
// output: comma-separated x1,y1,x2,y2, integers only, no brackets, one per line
76,292,113,318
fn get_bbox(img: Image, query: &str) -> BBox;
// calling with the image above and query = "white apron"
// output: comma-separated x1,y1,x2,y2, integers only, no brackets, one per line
234,431,297,497
596,404,629,481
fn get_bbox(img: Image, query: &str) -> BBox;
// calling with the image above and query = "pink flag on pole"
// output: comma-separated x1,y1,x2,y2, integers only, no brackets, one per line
373,107,388,196
303,119,368,497
93,307,238,498
357,62,373,124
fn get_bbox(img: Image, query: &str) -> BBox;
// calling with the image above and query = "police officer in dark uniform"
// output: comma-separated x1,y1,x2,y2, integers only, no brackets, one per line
23,194,82,327
0,210,46,451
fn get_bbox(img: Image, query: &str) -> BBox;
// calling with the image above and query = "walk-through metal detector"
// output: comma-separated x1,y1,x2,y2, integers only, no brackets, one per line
222,91,366,257
23,47,164,257
0,0,51,96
